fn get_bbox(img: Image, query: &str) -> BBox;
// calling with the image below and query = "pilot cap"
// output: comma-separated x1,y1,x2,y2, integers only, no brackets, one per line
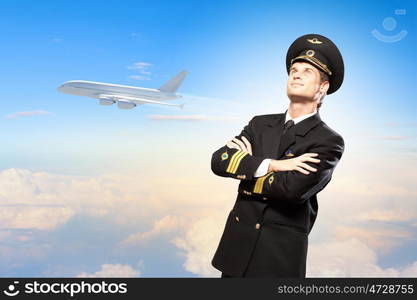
286,34,344,94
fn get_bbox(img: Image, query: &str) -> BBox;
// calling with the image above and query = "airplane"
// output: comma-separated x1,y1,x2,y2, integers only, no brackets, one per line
57,70,187,110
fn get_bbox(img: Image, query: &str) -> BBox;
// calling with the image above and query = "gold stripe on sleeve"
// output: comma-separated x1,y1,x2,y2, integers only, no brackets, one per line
226,151,243,173
230,152,248,174
253,172,274,194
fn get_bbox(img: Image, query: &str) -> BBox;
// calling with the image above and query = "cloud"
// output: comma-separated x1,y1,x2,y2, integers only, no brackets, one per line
0,164,232,237
147,114,238,122
400,262,417,276
352,209,416,223
307,238,417,277
172,211,225,277
160,154,417,277
120,215,187,246
165,211,417,277
127,62,152,80
77,264,140,277
5,110,52,119
128,75,150,81
127,62,151,71
0,168,149,231
334,226,412,253
1,147,416,277
168,211,417,278
127,62,151,73
0,207,75,230
0,169,75,230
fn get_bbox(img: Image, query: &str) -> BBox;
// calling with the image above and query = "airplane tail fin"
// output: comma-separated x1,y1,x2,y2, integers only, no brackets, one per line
159,70,188,93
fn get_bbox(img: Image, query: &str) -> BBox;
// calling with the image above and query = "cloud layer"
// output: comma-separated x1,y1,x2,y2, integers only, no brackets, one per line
5,110,52,119
77,264,140,277
0,147,416,277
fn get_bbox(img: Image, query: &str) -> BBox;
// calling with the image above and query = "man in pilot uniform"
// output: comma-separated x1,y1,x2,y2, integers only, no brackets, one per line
211,34,345,278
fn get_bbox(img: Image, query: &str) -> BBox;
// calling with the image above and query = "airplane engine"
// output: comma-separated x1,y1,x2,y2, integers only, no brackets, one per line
99,98,115,106
117,100,136,109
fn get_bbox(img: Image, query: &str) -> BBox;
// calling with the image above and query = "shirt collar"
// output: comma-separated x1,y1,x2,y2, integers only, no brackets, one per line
285,109,317,125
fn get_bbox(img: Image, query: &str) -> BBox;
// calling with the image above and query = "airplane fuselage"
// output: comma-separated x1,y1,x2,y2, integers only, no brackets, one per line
57,70,187,110
58,80,180,101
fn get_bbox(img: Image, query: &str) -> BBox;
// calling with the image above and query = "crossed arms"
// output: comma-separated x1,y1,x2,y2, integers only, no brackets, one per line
211,117,344,204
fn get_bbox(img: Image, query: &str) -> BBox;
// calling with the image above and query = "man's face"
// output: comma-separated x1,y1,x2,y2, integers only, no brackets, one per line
286,61,328,103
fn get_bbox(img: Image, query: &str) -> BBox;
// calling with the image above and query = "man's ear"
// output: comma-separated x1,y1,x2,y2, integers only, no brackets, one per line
320,81,330,94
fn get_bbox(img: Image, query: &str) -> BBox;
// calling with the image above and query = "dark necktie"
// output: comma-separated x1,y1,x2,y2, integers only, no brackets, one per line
282,119,294,135
278,119,295,157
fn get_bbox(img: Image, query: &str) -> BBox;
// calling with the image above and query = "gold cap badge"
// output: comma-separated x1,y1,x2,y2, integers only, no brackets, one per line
307,37,323,44
306,49,315,57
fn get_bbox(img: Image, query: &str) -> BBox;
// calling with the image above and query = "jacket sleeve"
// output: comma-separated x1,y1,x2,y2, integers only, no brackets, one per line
251,134,344,204
211,117,265,181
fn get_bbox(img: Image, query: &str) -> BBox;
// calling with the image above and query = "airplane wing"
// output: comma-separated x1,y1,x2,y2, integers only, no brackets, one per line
99,94,184,109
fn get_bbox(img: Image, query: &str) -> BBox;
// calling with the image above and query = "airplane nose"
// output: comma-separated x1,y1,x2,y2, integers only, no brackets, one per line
57,84,66,92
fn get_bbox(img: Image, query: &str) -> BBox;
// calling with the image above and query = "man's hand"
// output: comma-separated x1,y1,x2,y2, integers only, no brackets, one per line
268,153,320,175
226,136,252,155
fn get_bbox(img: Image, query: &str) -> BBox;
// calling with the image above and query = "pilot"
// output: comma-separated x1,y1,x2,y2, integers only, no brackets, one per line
210,34,345,278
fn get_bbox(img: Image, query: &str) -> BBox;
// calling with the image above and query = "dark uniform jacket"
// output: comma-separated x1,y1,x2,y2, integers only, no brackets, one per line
211,111,344,278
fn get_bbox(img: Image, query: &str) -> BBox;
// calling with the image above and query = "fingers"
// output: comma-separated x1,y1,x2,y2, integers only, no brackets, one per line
300,153,320,164
226,141,241,149
241,136,252,155
232,137,248,152
226,137,252,155
295,166,310,175
299,162,317,172
304,157,321,163
301,153,319,157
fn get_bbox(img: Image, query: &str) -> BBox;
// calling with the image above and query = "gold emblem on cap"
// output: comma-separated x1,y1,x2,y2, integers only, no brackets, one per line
306,49,315,57
307,37,323,44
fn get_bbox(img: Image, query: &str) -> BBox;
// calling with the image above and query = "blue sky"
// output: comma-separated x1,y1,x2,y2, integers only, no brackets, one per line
0,0,416,277
0,0,416,175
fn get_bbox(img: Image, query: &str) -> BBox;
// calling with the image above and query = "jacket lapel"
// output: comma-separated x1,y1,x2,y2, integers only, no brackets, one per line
276,112,323,158
295,112,322,137
262,114,285,157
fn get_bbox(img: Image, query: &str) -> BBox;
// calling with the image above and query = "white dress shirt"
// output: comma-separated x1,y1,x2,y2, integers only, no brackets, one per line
253,109,317,177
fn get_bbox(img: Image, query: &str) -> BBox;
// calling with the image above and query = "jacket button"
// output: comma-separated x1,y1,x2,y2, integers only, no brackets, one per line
255,223,261,230
235,216,240,222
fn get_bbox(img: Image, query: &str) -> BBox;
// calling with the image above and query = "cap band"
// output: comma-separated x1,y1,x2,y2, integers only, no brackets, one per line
291,55,332,76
